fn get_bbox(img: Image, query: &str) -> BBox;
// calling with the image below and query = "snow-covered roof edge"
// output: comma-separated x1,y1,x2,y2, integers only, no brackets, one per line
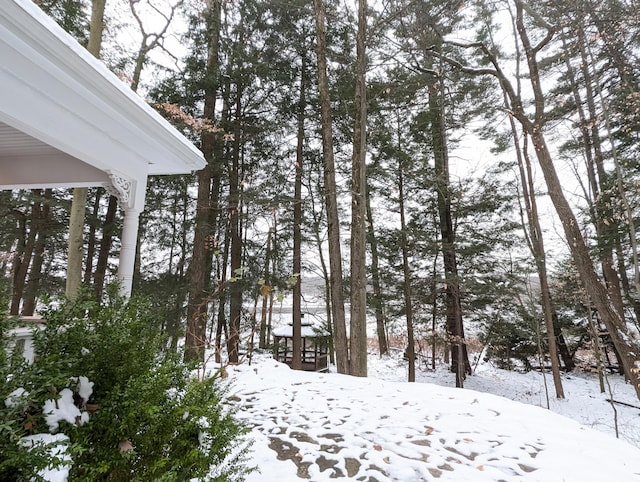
272,324,330,338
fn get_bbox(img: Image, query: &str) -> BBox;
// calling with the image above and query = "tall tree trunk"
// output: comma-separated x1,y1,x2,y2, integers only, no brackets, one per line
86,0,106,57
185,0,222,363
291,52,307,371
227,83,244,365
167,184,190,351
366,189,388,356
67,0,107,299
93,195,117,300
11,195,37,315
10,211,26,314
312,0,349,374
259,229,272,349
431,248,439,370
66,187,88,299
514,127,565,397
185,170,213,363
207,85,231,356
398,154,415,382
22,189,52,316
215,222,231,364
310,184,334,363
428,79,469,388
83,188,102,285
349,0,369,377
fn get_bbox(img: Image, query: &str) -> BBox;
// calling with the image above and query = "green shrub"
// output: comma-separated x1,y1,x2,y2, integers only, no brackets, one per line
0,311,62,482
480,315,538,371
2,286,253,481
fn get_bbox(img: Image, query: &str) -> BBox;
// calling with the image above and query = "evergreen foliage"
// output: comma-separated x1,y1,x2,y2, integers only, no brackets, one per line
0,287,252,481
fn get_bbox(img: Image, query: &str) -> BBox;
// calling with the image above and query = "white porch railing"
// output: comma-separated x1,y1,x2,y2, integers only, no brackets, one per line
6,316,45,363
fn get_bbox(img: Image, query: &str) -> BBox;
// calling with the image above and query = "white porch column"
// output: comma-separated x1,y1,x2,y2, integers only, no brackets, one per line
106,170,147,298
117,207,141,297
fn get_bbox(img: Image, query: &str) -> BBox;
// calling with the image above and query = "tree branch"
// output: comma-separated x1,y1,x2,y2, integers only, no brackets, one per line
427,39,532,129
517,0,555,54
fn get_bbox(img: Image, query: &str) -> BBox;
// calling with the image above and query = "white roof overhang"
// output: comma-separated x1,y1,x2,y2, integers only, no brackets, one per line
0,0,205,208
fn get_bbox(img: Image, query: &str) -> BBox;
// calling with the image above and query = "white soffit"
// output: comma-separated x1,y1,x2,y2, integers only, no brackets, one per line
0,0,205,190
0,121,108,188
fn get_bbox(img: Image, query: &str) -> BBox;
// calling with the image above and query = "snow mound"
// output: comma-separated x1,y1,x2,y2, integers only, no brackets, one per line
228,355,640,482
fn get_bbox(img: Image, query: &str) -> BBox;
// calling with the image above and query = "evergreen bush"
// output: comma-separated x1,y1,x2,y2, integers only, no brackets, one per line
480,315,538,371
1,310,60,481
1,287,253,481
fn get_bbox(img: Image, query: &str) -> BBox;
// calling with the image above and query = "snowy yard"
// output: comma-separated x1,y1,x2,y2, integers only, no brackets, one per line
226,353,640,481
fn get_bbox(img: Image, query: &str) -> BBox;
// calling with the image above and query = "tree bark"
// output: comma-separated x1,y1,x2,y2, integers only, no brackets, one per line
11,195,36,314
22,189,52,316
66,0,106,299
312,0,349,374
83,188,102,285
291,52,307,371
93,195,117,300
259,229,272,349
215,222,231,364
366,189,388,356
227,81,244,365
397,152,415,382
428,79,469,388
349,0,369,377
86,0,106,57
66,187,88,299
185,0,221,363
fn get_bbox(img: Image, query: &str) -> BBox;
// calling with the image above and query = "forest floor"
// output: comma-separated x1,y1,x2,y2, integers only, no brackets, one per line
225,351,640,482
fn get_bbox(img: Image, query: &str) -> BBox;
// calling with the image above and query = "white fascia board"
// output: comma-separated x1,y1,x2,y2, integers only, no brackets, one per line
0,0,206,176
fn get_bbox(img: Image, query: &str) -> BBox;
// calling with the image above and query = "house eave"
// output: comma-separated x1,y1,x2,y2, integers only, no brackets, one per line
0,0,206,181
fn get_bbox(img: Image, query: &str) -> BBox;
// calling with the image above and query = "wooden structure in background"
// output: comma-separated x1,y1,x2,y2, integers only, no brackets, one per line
273,322,329,372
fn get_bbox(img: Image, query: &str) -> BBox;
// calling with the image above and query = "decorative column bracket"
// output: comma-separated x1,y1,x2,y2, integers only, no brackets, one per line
104,170,136,209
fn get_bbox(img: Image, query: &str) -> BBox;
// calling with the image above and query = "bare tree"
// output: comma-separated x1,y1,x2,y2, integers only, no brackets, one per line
501,7,564,397
128,0,183,92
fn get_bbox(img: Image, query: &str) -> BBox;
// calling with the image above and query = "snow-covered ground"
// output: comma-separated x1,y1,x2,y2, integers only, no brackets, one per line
227,352,640,482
